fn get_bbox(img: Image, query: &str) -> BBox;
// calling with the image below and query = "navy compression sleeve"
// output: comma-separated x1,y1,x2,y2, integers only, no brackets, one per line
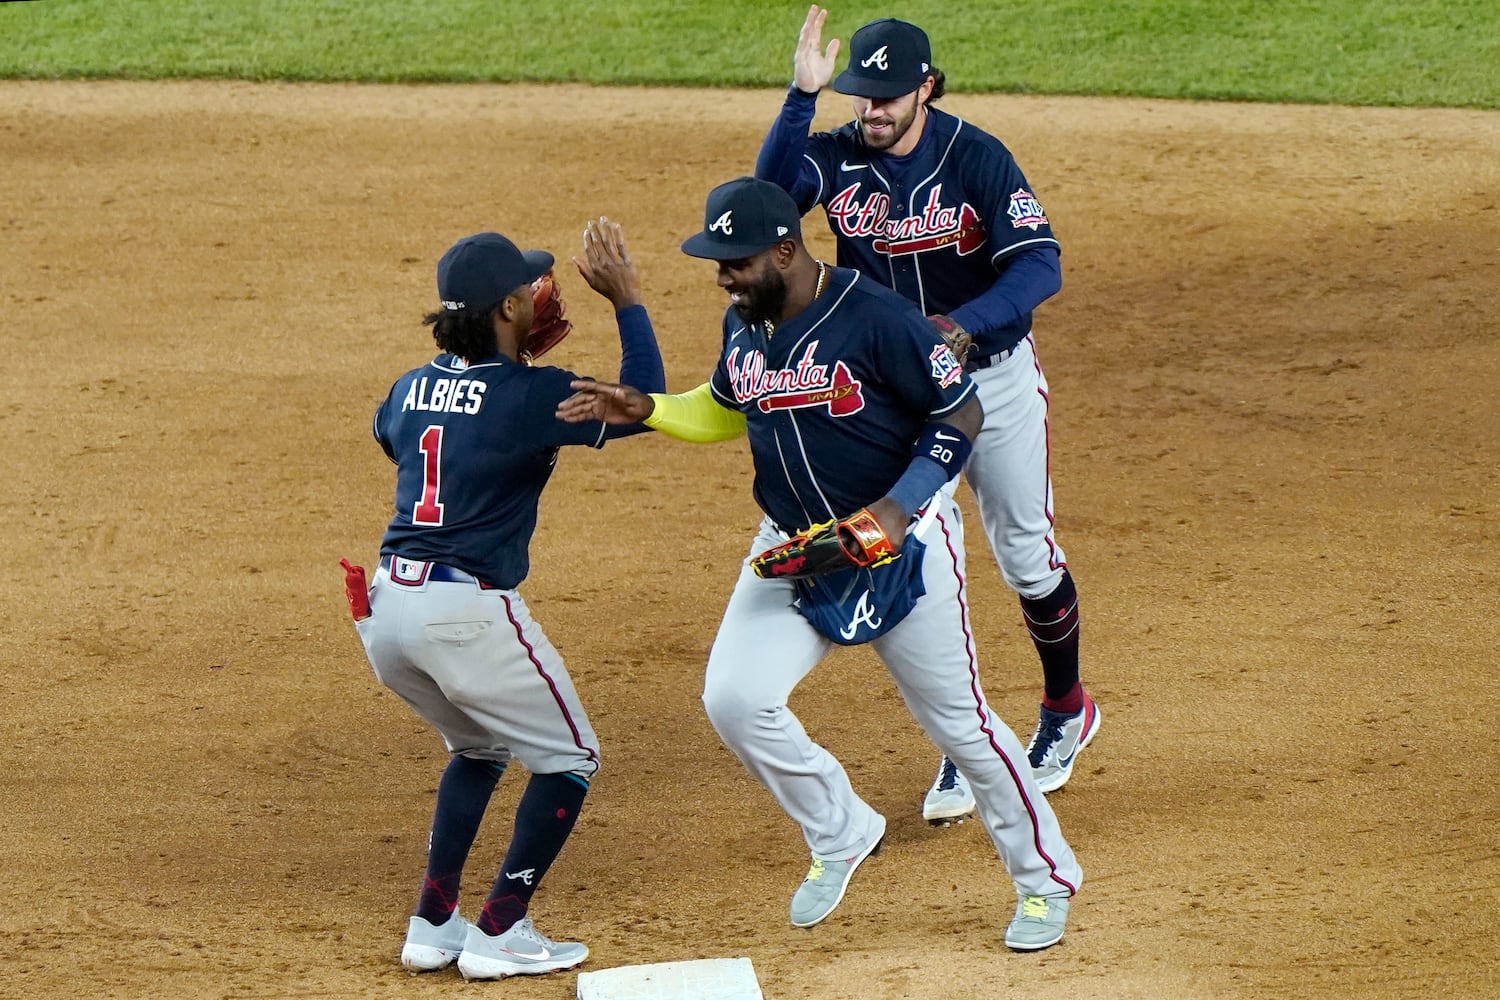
603,304,666,441
616,304,664,394
754,87,822,210
947,245,1062,336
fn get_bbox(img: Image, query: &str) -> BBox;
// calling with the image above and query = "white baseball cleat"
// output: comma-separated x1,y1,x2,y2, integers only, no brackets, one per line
456,917,588,980
400,910,470,971
922,755,976,823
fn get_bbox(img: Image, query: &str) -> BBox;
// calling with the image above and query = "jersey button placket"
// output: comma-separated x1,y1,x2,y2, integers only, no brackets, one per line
889,184,918,292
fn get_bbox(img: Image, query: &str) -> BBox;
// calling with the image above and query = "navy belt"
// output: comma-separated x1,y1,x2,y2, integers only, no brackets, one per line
380,554,499,590
965,345,1020,371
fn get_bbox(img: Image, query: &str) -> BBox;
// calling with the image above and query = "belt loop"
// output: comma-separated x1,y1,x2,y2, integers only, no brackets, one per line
973,346,1016,371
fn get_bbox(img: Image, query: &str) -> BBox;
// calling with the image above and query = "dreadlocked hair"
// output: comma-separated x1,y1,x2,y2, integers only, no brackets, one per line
423,306,498,363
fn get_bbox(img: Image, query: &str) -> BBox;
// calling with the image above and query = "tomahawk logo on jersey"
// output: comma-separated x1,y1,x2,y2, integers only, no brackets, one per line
827,184,986,258
725,341,867,416
707,266,973,532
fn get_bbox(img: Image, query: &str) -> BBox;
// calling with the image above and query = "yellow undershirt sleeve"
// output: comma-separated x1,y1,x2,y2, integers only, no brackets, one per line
643,382,747,443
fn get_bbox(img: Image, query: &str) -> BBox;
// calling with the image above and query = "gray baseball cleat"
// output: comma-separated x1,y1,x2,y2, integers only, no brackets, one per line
400,910,471,972
1004,895,1070,951
455,917,588,980
789,815,887,927
922,755,976,823
1027,692,1101,793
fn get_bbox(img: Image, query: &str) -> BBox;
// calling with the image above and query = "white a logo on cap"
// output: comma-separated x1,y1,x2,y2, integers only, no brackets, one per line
776,226,788,236
861,45,889,70
709,210,734,235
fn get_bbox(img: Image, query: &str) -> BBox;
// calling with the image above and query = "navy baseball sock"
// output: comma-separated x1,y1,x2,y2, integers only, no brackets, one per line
414,755,505,925
1020,569,1084,711
476,772,589,935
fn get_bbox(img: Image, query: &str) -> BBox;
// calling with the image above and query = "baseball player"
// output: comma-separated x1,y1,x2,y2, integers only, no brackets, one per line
557,177,1081,951
755,8,1101,823
344,220,664,979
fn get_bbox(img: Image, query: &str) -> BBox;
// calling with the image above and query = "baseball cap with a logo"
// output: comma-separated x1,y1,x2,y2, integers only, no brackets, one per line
832,18,933,99
436,232,554,313
680,176,802,260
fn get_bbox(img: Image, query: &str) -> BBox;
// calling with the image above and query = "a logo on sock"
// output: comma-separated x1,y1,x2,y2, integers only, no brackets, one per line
505,868,537,886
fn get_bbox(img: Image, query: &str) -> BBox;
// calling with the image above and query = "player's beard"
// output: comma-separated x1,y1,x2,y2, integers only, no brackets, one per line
859,95,923,152
732,268,789,326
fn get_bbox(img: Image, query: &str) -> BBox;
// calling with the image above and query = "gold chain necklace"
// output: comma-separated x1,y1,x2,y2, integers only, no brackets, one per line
766,261,826,339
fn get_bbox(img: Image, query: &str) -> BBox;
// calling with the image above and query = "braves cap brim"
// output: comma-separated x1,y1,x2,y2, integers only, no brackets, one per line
520,249,554,284
831,69,926,99
680,228,792,260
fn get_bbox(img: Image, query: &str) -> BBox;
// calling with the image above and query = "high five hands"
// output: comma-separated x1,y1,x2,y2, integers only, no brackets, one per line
794,5,840,94
572,216,642,311
559,216,654,423
556,379,655,426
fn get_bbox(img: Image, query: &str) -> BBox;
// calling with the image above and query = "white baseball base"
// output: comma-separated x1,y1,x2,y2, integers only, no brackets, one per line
576,957,764,1000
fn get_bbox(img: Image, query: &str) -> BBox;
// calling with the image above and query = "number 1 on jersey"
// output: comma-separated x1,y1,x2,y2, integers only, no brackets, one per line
413,425,446,525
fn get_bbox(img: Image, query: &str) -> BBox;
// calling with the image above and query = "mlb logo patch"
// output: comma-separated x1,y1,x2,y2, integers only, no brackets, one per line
929,343,963,388
1007,187,1047,230
390,557,431,586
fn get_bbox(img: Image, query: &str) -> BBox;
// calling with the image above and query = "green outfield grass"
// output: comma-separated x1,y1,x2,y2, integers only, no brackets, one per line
1,0,1495,108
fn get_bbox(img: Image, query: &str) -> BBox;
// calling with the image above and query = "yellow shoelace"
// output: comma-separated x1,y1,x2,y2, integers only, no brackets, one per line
1020,896,1049,919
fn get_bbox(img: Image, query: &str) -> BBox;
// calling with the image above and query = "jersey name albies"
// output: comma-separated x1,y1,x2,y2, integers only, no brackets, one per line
400,375,488,415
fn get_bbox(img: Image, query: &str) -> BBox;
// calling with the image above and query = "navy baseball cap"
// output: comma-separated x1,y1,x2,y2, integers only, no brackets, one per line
832,18,933,99
436,232,553,313
681,176,802,260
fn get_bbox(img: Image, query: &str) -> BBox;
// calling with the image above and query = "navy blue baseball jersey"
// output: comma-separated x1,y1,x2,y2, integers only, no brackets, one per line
757,93,1060,357
707,265,974,532
374,309,664,588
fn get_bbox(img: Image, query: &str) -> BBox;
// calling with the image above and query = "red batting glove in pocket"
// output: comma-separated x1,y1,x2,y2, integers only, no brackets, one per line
340,558,372,621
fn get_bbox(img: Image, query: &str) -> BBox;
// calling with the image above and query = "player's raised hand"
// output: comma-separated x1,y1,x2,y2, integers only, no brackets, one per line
556,379,655,425
793,5,839,94
572,216,642,311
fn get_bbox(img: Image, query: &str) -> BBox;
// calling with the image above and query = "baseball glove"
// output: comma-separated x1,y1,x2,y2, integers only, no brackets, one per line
521,270,573,364
751,509,899,580
928,314,973,364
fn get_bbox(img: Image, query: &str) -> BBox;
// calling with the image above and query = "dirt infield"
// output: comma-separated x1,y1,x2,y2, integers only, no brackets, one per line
2,81,1496,999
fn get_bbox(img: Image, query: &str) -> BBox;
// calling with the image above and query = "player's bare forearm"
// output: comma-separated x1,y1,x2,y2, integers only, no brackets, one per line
556,380,653,425
864,497,907,541
945,394,984,441
571,217,642,311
